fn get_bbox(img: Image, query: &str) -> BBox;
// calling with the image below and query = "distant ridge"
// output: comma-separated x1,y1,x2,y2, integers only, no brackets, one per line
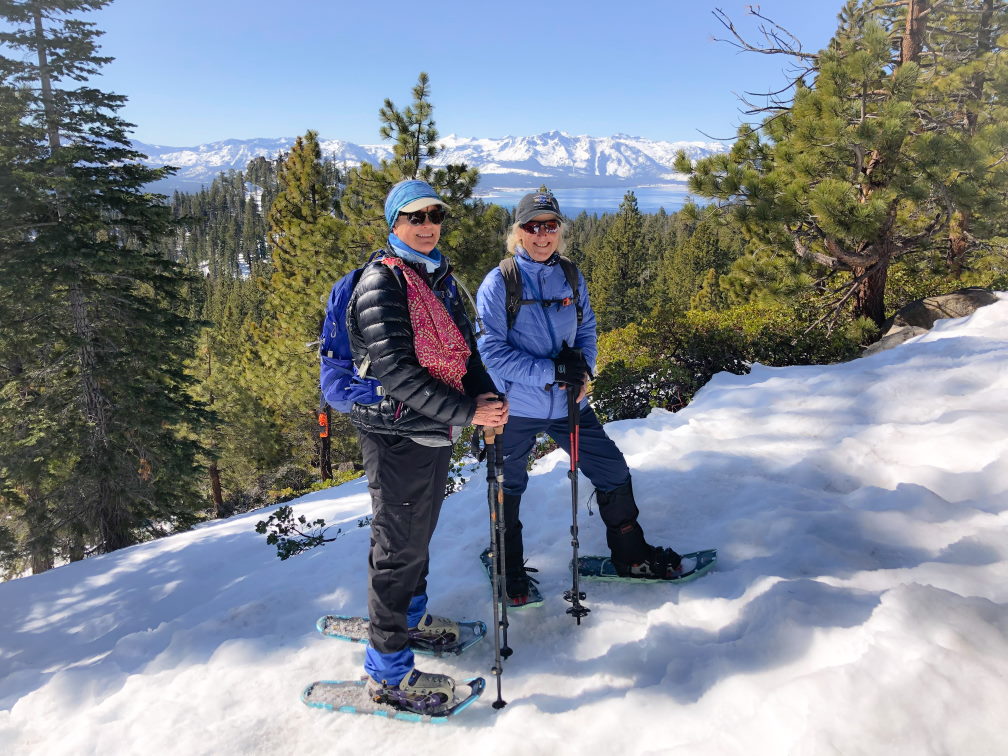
132,132,727,195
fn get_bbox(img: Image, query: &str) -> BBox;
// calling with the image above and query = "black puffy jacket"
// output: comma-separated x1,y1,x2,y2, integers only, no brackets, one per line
346,249,495,444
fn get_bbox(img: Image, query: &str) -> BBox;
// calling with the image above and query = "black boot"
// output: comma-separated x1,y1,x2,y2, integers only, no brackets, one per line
596,479,682,577
501,493,530,598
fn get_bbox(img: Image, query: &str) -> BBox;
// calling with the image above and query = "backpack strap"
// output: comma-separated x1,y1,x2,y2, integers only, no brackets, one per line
499,256,523,331
498,254,583,331
557,255,584,328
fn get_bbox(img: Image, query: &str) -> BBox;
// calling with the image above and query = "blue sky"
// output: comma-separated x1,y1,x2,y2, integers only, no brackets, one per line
88,0,845,146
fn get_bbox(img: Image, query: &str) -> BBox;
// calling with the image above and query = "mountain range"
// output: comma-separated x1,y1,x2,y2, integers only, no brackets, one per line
132,131,728,195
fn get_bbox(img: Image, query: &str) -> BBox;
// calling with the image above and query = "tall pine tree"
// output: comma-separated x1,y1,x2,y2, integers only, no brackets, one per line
242,130,352,474
679,0,1008,325
589,191,648,330
0,0,205,562
339,72,487,284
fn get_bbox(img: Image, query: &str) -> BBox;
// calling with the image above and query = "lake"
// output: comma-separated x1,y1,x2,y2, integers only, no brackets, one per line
475,184,695,215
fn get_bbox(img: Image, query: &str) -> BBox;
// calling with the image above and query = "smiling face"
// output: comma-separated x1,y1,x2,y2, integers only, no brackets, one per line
392,204,442,254
517,214,562,262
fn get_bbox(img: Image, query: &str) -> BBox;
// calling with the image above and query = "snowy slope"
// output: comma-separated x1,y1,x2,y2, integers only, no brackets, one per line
3,298,1008,755
133,132,725,194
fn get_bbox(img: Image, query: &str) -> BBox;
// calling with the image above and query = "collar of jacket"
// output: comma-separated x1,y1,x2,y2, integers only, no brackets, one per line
516,247,561,266
383,245,452,288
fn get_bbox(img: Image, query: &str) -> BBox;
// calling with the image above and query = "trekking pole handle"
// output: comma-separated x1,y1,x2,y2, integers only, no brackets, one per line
481,392,507,443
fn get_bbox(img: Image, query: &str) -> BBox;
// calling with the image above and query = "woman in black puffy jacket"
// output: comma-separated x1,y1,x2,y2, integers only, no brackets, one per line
345,179,507,714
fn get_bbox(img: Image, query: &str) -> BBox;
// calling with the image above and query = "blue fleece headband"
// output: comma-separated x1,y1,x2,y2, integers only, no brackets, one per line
384,180,444,228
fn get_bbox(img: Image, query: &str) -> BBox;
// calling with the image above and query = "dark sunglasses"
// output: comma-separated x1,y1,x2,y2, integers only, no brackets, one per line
399,208,447,226
519,219,561,234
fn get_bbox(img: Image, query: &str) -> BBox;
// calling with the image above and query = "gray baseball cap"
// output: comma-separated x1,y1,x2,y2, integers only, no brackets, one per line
515,192,564,225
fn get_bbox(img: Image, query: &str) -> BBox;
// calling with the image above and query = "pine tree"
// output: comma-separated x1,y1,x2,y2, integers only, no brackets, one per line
657,214,739,313
340,73,481,269
241,131,351,474
679,0,1008,325
0,80,66,573
919,0,1008,276
240,194,265,274
589,191,648,330
0,0,206,561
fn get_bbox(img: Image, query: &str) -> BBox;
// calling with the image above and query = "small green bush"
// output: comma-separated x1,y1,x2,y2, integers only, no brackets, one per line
592,303,862,422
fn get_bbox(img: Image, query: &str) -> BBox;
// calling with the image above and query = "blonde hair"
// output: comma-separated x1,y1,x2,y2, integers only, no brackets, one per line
505,220,567,256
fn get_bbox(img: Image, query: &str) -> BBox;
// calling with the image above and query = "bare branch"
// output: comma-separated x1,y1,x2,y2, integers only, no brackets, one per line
712,7,819,61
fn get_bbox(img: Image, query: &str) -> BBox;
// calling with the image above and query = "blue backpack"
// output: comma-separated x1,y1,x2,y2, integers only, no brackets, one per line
319,264,385,413
319,255,479,413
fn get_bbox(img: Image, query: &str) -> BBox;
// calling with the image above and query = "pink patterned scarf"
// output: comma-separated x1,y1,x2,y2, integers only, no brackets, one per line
382,257,470,391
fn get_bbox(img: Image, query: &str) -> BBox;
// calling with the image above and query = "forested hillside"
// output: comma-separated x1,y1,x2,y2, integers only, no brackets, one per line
2,0,1005,577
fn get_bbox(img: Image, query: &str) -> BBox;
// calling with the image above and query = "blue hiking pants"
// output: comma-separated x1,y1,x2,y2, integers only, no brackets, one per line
500,406,630,496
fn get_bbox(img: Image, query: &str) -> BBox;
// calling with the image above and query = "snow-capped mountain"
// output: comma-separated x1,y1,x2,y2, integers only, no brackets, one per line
133,131,726,195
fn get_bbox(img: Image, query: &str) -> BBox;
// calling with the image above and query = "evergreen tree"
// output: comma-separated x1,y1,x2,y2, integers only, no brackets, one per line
589,191,648,330
679,0,1008,325
919,0,1008,276
240,194,265,274
657,213,738,313
242,130,351,473
340,73,482,272
0,0,205,562
0,80,66,574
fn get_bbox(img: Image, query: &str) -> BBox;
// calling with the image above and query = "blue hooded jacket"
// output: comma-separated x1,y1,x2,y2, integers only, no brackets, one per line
476,249,597,419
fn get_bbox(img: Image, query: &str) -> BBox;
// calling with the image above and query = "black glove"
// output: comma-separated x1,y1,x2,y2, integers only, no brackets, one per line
553,344,588,388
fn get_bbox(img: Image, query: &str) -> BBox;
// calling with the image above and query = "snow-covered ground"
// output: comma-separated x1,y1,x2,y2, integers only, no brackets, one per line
4,298,1008,755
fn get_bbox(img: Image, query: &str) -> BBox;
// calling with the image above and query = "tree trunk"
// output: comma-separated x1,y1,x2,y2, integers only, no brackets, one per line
94,481,132,552
209,460,224,517
948,211,969,279
852,261,889,327
69,529,86,562
25,488,54,575
900,0,928,65
32,10,62,154
966,0,995,134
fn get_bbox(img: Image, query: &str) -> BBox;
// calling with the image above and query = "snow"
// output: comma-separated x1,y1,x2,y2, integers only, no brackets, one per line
135,132,726,194
4,298,1008,754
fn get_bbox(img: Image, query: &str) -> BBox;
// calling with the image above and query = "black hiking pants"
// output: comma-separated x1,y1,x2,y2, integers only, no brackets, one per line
358,429,452,655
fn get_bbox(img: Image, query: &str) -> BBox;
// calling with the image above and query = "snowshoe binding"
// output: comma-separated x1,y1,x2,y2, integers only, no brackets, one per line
408,612,459,649
368,668,455,715
614,546,694,579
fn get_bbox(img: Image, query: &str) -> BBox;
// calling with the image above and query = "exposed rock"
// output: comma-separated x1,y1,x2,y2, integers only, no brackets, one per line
888,287,998,330
862,326,930,357
863,287,998,357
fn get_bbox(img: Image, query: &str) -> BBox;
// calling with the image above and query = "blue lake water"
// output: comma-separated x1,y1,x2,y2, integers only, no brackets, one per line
475,184,695,215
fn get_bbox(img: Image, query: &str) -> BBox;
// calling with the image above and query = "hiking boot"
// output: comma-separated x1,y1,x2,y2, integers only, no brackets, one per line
368,668,455,714
407,612,459,647
597,480,652,564
614,546,694,579
606,521,652,565
505,564,541,605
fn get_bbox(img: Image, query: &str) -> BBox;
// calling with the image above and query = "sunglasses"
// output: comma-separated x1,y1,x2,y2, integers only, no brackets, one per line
399,208,447,226
519,219,561,234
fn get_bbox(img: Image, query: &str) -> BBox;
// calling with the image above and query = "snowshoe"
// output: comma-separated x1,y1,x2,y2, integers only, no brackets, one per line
480,546,544,608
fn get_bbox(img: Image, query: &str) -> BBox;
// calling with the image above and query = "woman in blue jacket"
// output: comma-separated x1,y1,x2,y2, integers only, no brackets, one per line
476,191,685,605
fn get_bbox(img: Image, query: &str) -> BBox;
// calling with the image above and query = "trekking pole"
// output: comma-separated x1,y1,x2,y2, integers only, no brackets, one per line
484,417,511,710
491,424,512,659
563,387,590,624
